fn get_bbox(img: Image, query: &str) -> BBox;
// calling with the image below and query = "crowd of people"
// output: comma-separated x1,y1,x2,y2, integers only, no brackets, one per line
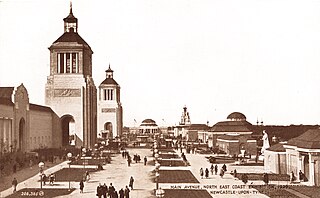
94,176,134,198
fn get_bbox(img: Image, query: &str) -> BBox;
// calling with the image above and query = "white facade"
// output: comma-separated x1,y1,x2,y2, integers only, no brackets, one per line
45,7,97,148
97,66,123,139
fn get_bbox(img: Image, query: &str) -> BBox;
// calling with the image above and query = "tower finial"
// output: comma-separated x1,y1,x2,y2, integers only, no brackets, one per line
70,1,73,14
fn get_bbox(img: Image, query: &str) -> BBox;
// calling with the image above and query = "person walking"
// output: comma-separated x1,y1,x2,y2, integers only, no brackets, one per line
119,188,125,198
49,173,55,185
210,164,214,175
114,190,119,198
220,168,224,178
205,168,209,178
263,173,269,185
79,180,84,193
42,173,47,186
200,168,204,179
299,170,304,182
102,183,108,198
96,183,103,198
127,156,131,167
144,156,147,166
12,177,18,193
290,171,295,183
242,173,248,184
214,164,218,175
109,183,115,197
85,171,90,182
129,176,134,190
222,164,227,172
124,185,130,198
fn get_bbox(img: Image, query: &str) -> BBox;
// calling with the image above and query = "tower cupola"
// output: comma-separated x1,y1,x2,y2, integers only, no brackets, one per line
106,64,114,79
63,2,78,33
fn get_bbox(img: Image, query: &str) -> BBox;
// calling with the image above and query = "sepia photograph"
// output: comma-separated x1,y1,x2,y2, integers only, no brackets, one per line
0,0,320,197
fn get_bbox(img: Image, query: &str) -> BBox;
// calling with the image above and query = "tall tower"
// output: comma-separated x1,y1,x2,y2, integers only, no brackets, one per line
98,65,123,139
180,106,191,125
45,4,97,149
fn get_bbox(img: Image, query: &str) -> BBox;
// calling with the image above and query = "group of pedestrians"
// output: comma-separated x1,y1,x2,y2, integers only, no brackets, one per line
290,170,306,183
121,150,148,167
41,173,56,186
95,176,134,198
200,164,224,179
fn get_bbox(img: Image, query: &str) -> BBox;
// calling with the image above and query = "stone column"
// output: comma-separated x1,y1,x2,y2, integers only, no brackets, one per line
8,119,11,151
57,53,60,73
75,53,78,73
3,120,6,151
309,153,315,186
297,152,302,178
64,53,66,73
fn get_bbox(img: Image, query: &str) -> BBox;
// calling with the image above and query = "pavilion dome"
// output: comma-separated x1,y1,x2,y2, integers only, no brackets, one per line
227,112,246,121
140,119,158,127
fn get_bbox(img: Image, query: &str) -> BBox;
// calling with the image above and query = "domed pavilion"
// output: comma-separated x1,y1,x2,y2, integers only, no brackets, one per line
139,119,159,134
209,112,257,157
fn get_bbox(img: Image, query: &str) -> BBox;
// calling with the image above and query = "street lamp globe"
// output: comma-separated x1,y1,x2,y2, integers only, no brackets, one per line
155,153,159,158
38,161,45,169
155,162,160,170
38,162,45,189
67,152,72,159
154,149,158,154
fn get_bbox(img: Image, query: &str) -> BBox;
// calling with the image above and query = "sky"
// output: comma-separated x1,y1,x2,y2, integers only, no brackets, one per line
1,0,320,127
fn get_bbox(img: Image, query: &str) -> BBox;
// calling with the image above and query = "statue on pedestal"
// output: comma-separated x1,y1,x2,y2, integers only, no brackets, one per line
259,130,270,161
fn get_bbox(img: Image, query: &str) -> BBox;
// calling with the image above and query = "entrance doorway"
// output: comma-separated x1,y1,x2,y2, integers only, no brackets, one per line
104,122,113,139
61,115,75,146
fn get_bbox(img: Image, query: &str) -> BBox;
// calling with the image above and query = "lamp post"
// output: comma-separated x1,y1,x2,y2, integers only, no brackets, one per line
38,162,45,189
67,152,72,191
155,162,160,190
155,188,165,198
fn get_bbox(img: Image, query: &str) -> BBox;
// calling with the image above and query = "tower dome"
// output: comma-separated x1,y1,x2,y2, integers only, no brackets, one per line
227,112,246,121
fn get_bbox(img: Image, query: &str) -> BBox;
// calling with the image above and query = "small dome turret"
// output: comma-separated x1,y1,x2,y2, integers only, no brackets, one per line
100,64,118,86
227,112,246,121
63,2,78,33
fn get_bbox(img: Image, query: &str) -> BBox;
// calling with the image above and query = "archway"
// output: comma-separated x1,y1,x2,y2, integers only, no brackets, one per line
61,115,75,146
104,122,113,139
19,118,25,151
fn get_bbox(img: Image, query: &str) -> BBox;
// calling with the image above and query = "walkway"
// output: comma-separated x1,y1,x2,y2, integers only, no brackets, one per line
0,149,311,198
181,152,269,197
0,149,155,198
